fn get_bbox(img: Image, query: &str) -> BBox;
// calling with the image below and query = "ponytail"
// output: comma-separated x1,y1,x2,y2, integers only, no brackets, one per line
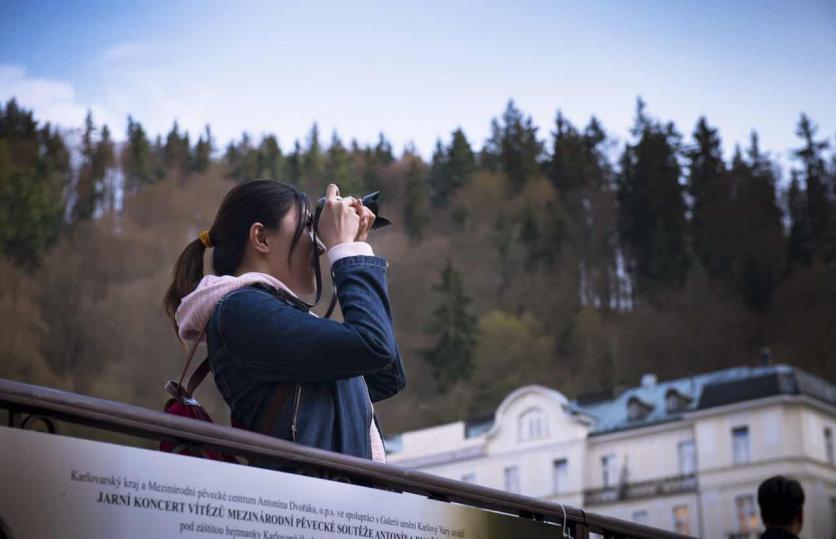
163,237,208,339
163,179,309,340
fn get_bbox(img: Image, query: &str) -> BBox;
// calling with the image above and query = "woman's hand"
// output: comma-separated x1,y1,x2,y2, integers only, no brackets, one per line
317,184,361,249
351,198,376,242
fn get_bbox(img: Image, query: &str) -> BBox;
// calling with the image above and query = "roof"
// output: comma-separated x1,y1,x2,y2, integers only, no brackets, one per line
386,364,835,450
579,364,836,436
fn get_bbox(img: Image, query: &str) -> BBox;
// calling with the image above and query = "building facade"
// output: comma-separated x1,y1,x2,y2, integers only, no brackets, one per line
386,365,836,538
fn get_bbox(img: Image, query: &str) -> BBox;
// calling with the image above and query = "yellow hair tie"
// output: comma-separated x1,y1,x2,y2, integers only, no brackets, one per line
198,230,213,248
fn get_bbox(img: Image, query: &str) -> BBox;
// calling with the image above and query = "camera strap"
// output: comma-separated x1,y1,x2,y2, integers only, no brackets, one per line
307,222,338,319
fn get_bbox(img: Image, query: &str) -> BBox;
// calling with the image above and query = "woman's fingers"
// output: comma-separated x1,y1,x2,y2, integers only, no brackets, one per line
355,205,376,242
325,183,339,202
318,185,361,248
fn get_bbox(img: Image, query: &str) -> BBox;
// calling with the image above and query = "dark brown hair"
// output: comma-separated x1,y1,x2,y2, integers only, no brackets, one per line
758,475,805,527
163,179,310,338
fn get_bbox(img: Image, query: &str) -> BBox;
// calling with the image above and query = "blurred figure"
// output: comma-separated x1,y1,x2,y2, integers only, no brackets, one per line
757,476,804,539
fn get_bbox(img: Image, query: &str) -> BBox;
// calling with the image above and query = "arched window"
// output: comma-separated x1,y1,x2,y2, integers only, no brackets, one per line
627,397,653,421
518,407,548,441
665,389,692,414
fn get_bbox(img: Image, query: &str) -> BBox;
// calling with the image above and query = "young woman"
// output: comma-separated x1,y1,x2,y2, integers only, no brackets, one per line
163,180,405,464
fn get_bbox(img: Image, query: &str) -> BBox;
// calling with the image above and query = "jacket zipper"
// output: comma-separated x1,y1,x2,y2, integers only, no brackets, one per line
360,378,374,458
290,384,302,442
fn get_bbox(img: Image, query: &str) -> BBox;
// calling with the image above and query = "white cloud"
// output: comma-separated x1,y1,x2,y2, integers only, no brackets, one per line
0,64,115,132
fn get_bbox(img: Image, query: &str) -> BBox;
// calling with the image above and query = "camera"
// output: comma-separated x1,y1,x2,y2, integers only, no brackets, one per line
313,191,391,232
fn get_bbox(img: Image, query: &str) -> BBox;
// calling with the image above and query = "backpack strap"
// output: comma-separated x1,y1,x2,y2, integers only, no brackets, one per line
178,324,207,389
165,325,208,403
186,357,211,396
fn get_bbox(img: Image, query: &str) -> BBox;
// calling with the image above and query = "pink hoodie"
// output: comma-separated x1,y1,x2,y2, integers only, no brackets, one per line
175,272,294,342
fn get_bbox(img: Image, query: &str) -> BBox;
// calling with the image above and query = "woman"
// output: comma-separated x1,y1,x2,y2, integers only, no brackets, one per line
163,180,405,464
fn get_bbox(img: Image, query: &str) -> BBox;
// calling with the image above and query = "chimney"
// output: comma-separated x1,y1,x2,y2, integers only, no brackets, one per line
640,373,657,388
760,346,772,366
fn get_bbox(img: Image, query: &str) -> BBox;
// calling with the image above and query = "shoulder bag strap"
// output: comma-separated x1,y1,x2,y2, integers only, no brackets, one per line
176,325,208,396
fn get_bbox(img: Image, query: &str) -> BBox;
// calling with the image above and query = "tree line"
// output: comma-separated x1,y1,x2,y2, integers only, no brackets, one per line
1,97,834,428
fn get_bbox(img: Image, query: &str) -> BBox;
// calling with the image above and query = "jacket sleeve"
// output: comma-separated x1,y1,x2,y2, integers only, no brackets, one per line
364,347,407,402
217,256,402,384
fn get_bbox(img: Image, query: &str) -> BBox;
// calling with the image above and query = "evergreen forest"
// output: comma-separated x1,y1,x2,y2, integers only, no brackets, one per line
1,98,834,432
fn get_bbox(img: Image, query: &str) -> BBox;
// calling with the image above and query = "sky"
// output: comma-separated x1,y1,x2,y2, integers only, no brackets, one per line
1,0,834,167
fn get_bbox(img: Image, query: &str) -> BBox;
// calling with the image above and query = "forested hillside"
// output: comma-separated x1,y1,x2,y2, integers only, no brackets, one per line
1,98,834,432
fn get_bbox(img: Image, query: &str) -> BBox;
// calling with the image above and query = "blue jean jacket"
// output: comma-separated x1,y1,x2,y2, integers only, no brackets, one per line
206,255,406,460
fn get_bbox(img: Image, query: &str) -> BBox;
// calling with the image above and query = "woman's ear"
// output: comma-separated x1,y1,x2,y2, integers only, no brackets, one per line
248,222,271,254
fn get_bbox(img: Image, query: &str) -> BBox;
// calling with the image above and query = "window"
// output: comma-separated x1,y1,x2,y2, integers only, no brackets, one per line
666,390,688,413
518,407,548,441
627,397,651,421
601,455,617,488
732,426,750,465
461,473,476,484
553,459,568,494
632,510,648,525
672,505,690,535
826,427,834,465
504,466,520,493
678,440,696,475
735,495,757,533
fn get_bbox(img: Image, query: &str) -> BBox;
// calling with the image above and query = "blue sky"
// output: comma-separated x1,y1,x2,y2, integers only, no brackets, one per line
1,0,834,167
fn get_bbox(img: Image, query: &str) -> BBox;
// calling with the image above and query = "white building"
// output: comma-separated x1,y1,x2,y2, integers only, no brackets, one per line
386,365,836,538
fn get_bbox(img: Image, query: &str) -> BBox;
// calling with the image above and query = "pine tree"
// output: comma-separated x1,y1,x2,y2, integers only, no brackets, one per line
426,139,448,206
479,118,502,173
729,133,785,309
497,100,542,193
284,141,303,186
191,125,213,174
687,117,731,280
793,114,833,264
422,261,478,391
164,121,190,177
0,100,69,266
617,98,688,298
225,132,258,182
325,131,361,194
122,116,155,193
257,134,283,180
548,113,618,307
787,170,812,269
446,128,475,191
402,156,429,241
373,133,394,166
428,129,475,207
73,111,100,221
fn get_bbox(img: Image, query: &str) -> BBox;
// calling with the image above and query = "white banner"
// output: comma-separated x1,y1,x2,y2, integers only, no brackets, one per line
0,426,558,538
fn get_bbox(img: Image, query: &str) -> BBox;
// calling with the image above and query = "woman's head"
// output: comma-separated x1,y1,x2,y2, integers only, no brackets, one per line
163,180,316,335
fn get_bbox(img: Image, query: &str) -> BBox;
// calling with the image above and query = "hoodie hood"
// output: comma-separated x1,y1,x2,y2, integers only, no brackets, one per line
175,272,294,342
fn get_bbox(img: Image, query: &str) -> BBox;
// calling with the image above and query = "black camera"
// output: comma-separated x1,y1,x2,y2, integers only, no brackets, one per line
313,191,391,233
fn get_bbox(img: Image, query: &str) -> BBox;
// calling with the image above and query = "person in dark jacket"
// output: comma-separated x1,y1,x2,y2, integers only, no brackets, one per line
757,475,805,539
163,180,405,463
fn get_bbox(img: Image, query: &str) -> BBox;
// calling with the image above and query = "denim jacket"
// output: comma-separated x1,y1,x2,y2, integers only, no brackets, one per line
205,255,406,460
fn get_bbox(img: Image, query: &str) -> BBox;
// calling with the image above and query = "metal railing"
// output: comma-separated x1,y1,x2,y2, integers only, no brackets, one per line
0,378,694,539
585,473,698,505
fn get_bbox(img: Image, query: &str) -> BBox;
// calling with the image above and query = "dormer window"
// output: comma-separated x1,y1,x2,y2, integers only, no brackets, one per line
665,389,692,414
518,407,548,441
627,397,652,421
